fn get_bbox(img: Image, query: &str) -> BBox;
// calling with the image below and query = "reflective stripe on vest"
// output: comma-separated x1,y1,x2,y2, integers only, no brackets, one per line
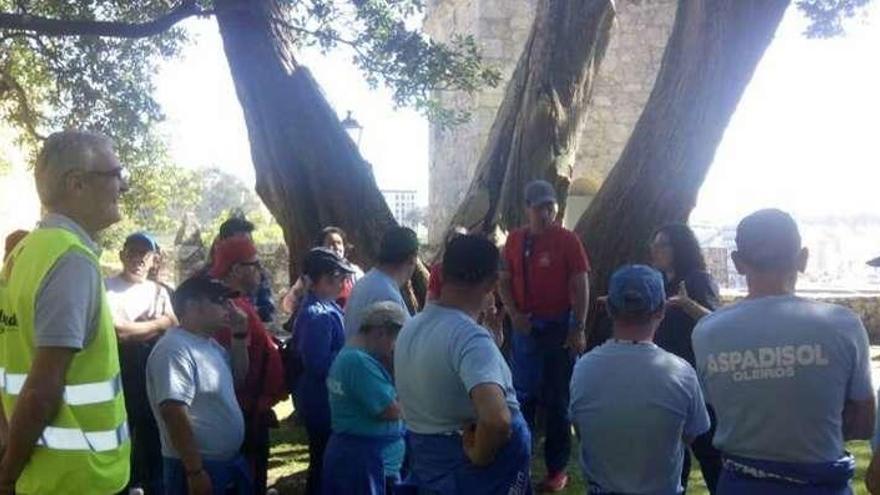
0,367,122,406
36,422,129,452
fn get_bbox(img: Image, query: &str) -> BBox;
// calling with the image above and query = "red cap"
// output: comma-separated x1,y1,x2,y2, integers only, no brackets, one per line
209,236,258,278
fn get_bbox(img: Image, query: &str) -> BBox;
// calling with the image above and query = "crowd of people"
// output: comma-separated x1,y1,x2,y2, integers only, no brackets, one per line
0,129,879,495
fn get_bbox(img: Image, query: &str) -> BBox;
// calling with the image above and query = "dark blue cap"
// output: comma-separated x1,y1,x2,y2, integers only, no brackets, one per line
303,247,356,279
124,232,159,252
607,265,666,316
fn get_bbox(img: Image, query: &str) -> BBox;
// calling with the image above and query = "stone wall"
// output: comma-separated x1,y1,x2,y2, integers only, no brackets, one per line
424,0,538,242
722,295,880,345
424,0,677,242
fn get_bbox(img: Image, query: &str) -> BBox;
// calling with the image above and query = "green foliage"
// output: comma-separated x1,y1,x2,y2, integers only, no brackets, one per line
0,0,501,243
100,138,201,249
191,168,284,246
797,0,874,38
101,164,284,250
0,1,186,143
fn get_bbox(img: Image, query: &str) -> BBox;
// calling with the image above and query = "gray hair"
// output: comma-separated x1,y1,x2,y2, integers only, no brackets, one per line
34,130,115,207
358,301,408,334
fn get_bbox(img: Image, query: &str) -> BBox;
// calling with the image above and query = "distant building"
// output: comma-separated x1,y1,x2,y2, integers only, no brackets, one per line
381,189,419,230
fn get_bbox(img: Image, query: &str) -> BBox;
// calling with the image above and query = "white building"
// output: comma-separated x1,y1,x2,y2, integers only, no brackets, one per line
381,189,420,230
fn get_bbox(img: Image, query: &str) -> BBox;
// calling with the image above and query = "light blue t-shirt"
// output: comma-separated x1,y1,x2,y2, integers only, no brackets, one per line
344,268,409,338
693,295,874,463
327,347,405,474
146,327,245,461
570,341,709,495
394,304,519,435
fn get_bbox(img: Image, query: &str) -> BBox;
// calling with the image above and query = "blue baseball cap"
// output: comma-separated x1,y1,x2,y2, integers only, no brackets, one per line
607,265,666,316
123,232,159,252
524,180,558,207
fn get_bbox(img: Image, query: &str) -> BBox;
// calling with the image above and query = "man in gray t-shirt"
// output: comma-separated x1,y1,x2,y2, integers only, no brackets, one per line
394,235,530,494
570,265,709,494
344,227,417,337
693,209,875,492
146,277,251,494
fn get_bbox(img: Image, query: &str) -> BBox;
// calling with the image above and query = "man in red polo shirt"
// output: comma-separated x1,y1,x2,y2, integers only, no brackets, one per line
209,237,288,495
499,179,590,492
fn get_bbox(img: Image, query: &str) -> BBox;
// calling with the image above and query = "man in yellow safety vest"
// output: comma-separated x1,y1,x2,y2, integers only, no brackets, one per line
0,130,131,494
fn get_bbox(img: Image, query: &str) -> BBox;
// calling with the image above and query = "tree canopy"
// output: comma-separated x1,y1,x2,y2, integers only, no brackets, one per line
0,0,506,259
0,0,873,258
0,0,499,145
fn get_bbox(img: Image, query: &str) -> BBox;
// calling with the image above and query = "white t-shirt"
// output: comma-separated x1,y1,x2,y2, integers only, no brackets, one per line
105,275,173,324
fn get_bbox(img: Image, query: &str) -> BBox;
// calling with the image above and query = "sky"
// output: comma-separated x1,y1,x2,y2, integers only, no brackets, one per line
154,3,880,226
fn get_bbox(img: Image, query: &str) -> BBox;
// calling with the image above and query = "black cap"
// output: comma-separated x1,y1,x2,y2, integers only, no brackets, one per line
735,209,802,271
172,276,239,316
303,247,356,280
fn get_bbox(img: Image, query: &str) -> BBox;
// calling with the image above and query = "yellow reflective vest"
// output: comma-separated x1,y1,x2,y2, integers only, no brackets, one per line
0,228,129,494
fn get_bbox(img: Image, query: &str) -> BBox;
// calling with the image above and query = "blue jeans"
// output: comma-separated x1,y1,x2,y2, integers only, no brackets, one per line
406,411,532,495
321,432,402,495
163,455,253,495
718,453,855,495
510,315,573,475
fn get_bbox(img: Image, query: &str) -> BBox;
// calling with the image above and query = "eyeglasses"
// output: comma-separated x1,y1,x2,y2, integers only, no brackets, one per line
80,167,130,183
237,260,261,269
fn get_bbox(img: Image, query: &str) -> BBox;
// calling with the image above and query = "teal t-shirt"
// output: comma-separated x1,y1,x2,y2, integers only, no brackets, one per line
327,347,404,474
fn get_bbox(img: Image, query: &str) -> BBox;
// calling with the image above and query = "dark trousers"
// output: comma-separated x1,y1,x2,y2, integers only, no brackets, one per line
682,406,722,493
242,412,272,495
306,427,331,495
510,319,573,475
120,342,164,494
164,455,253,495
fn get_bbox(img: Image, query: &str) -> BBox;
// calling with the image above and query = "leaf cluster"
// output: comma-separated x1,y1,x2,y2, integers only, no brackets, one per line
796,0,873,38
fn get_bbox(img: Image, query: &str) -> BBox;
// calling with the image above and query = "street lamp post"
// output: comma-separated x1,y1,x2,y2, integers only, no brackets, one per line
341,110,364,148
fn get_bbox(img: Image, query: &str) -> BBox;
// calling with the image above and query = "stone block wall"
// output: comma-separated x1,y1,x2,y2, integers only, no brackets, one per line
424,0,677,242
424,0,538,242
722,295,880,345
575,0,676,188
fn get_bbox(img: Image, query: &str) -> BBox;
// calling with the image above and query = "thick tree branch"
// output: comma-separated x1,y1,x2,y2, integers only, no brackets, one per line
0,68,45,140
0,1,210,39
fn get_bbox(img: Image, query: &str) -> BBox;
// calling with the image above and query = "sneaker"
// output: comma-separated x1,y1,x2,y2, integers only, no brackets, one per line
538,471,568,492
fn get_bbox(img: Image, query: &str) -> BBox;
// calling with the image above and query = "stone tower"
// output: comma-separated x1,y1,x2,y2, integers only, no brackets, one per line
423,0,677,241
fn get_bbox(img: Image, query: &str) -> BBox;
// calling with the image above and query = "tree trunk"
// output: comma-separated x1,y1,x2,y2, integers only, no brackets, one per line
575,0,790,298
445,0,614,240
213,0,427,309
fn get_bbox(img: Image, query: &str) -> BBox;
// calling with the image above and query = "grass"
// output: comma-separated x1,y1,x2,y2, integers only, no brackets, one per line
267,399,875,494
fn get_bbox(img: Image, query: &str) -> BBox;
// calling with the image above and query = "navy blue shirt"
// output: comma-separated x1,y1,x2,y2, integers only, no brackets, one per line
653,271,720,366
292,292,345,433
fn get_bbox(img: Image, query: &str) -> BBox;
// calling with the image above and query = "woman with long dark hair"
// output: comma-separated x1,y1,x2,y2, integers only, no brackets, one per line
281,226,364,315
650,223,722,493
